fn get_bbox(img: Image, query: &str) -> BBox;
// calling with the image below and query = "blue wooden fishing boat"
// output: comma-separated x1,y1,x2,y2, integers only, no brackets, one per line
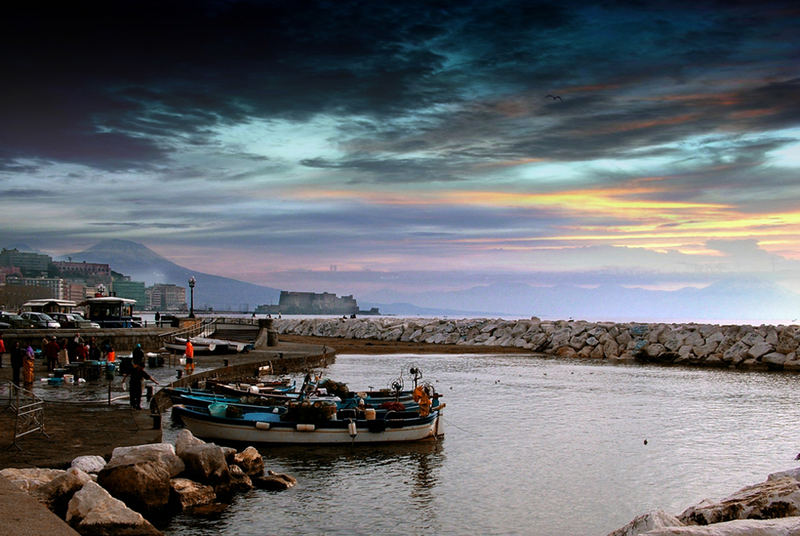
172,400,444,445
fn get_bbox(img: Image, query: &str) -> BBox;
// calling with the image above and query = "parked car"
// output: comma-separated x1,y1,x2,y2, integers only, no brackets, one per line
0,321,10,330
49,312,101,329
0,311,36,329
20,311,61,329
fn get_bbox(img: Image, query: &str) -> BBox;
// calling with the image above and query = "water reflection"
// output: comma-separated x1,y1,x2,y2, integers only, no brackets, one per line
165,353,800,535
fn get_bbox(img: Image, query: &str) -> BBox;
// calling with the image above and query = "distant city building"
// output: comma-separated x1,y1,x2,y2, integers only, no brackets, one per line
112,279,146,308
0,248,50,275
52,260,111,283
277,291,359,315
146,283,187,311
5,276,65,299
0,285,51,310
63,281,93,302
0,266,23,284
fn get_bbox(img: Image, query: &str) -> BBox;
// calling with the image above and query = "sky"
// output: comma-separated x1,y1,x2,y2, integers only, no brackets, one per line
2,0,800,300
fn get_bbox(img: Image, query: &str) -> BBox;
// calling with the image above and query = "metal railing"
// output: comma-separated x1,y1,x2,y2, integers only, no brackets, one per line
5,381,49,450
157,318,217,344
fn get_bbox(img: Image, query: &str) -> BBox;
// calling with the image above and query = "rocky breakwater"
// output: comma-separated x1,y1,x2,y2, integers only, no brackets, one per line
275,317,800,371
1,430,296,536
609,467,800,535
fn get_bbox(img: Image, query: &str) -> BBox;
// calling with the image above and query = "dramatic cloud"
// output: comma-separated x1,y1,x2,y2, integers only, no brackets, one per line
2,0,800,309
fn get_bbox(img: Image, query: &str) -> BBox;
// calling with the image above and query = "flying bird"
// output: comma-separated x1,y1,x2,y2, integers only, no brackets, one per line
546,94,563,102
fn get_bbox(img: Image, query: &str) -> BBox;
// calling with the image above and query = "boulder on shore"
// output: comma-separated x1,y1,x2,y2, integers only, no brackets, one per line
32,467,92,519
169,478,216,511
678,476,800,525
66,480,162,536
97,461,172,517
607,509,683,536
0,467,65,493
233,446,264,476
71,455,107,475
253,470,297,491
643,516,800,535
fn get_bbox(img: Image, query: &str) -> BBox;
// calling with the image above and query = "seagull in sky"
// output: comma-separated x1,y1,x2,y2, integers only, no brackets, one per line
546,94,563,102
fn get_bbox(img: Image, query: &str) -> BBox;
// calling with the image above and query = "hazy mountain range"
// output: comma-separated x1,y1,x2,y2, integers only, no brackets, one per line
361,279,800,323
8,239,800,323
61,240,281,311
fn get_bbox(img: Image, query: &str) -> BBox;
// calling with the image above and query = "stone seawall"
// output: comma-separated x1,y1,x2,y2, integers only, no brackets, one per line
275,317,800,371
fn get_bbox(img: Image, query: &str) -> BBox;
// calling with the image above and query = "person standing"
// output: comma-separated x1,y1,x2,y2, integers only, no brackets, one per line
23,344,35,390
0,335,5,368
184,340,194,375
122,362,159,410
58,338,69,366
44,336,60,371
10,341,23,386
88,337,101,361
132,343,145,367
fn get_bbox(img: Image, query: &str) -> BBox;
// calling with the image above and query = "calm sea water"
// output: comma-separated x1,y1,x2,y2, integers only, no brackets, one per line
161,353,800,536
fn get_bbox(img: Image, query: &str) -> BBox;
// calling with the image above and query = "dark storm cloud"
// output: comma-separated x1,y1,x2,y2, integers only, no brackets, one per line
300,156,467,184
2,0,798,180
0,188,53,199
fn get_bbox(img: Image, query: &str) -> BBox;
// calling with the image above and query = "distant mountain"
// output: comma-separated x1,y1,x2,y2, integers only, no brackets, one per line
60,239,281,311
362,278,800,323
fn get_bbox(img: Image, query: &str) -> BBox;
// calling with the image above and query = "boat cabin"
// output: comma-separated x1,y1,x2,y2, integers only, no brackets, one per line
80,297,141,328
21,299,78,314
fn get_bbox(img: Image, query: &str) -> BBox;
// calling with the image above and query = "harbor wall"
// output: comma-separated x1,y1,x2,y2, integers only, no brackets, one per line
275,317,800,371
0,328,171,352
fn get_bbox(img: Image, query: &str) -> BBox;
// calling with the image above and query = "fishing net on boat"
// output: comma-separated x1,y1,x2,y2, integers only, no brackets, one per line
226,405,244,418
319,379,349,398
282,401,338,423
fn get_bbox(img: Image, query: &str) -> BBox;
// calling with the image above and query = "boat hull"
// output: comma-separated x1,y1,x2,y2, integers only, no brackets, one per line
173,405,444,445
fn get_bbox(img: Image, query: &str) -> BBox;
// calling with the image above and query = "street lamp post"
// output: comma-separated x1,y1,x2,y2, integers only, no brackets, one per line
188,276,196,318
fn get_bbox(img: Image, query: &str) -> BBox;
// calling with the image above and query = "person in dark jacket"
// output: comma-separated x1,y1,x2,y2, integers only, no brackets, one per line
122,362,159,410
132,343,145,367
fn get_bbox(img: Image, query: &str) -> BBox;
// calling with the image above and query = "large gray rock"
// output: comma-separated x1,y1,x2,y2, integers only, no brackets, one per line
678,477,800,525
0,467,65,493
71,455,107,474
169,478,216,511
253,470,297,491
607,510,683,536
644,516,800,535
32,467,92,518
233,446,264,476
767,468,800,482
67,480,162,536
97,460,172,516
228,464,254,492
174,429,206,455
107,443,185,477
179,442,231,487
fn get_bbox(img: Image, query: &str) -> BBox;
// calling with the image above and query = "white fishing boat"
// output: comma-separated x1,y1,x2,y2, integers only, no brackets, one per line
171,400,444,445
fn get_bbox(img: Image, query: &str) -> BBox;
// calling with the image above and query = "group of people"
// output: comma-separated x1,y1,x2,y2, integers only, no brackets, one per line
41,334,116,371
0,335,191,411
